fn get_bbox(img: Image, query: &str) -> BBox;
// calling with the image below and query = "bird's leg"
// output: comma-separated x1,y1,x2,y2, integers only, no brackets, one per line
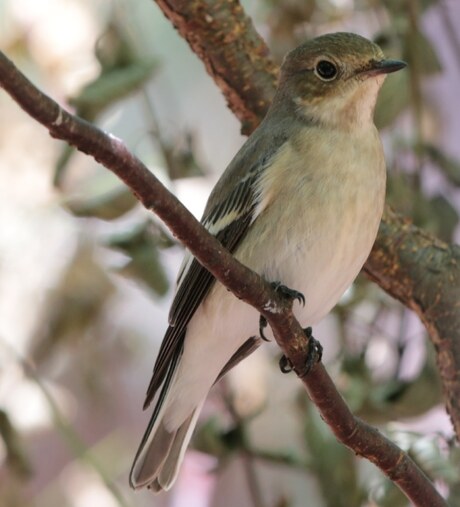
258,282,306,341
259,283,321,376
279,327,323,377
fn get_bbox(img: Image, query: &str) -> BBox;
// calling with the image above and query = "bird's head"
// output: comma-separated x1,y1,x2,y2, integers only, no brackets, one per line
277,32,406,128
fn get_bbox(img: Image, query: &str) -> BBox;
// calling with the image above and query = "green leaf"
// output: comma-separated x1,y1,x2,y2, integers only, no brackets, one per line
386,172,458,242
302,407,366,507
116,251,169,297
403,29,442,76
0,410,32,479
192,418,234,458
70,60,157,120
375,71,410,129
424,143,460,186
108,222,172,296
64,186,139,221
53,16,157,186
383,0,437,16
163,132,206,180
429,195,459,242
31,242,115,362
391,432,459,483
372,478,409,507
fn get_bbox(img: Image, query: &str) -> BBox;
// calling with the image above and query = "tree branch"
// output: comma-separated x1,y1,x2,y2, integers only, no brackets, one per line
0,50,448,507
155,0,278,135
364,209,460,439
152,0,460,440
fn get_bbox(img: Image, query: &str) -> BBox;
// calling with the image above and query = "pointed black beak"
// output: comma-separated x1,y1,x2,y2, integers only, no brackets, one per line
359,59,407,77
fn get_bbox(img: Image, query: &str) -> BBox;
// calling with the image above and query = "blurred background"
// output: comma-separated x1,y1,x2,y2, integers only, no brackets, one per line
0,0,459,506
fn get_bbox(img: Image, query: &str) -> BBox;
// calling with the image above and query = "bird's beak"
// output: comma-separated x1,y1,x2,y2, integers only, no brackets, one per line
358,59,407,77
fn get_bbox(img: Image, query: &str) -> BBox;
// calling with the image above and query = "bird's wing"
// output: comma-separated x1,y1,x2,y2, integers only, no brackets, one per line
143,131,290,409
143,170,261,408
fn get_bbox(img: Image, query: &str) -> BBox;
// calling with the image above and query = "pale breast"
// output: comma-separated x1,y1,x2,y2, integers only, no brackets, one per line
236,124,386,326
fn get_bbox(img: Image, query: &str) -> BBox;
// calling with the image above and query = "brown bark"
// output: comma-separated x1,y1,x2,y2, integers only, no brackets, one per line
365,208,460,438
0,50,448,507
155,0,278,134
152,0,460,440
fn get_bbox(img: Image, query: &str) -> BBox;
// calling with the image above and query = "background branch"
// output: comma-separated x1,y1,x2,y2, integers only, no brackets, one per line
152,0,460,440
364,208,460,439
0,51,447,507
154,0,278,135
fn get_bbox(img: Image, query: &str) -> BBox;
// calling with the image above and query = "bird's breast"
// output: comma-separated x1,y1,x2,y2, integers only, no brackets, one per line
237,125,386,325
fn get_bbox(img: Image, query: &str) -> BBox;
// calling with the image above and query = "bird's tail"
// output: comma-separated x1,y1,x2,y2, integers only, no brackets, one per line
130,335,261,492
129,368,204,492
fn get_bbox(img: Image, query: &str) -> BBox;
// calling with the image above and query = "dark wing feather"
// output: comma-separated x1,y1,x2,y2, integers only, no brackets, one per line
169,171,258,326
216,336,262,382
143,178,258,408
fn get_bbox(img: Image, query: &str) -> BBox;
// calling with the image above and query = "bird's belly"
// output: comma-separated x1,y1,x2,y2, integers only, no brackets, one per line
237,170,385,326
276,223,374,325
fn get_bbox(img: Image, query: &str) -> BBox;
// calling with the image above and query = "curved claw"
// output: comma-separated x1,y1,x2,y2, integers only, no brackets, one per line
259,282,306,342
297,335,323,377
278,328,323,377
259,315,270,342
271,282,305,307
279,355,293,373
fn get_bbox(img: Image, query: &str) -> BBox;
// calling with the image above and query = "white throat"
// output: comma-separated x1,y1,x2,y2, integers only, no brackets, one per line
297,75,386,130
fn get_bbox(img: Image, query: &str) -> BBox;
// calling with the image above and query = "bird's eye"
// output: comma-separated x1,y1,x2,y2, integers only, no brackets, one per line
315,60,338,81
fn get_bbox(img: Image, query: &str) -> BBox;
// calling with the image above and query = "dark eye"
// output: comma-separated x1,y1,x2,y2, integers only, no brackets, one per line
315,60,338,81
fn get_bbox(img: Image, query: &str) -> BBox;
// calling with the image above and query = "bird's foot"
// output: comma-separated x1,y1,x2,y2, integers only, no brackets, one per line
271,282,306,306
259,282,306,341
279,327,323,377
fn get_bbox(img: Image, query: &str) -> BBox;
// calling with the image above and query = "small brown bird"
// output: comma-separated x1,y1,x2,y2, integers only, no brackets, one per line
130,32,406,492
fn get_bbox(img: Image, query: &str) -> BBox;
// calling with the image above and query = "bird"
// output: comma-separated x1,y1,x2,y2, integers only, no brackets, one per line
129,32,406,492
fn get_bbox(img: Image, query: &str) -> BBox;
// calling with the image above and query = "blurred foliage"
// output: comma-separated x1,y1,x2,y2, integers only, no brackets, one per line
30,241,115,364
387,171,459,241
54,20,158,187
54,11,206,314
343,346,442,423
64,186,139,220
1,0,460,506
300,405,366,507
402,27,442,75
194,416,308,470
374,70,411,130
68,59,156,121
19,359,131,507
156,130,206,181
107,219,174,296
0,410,32,480
424,142,460,187
265,0,317,59
382,0,438,15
